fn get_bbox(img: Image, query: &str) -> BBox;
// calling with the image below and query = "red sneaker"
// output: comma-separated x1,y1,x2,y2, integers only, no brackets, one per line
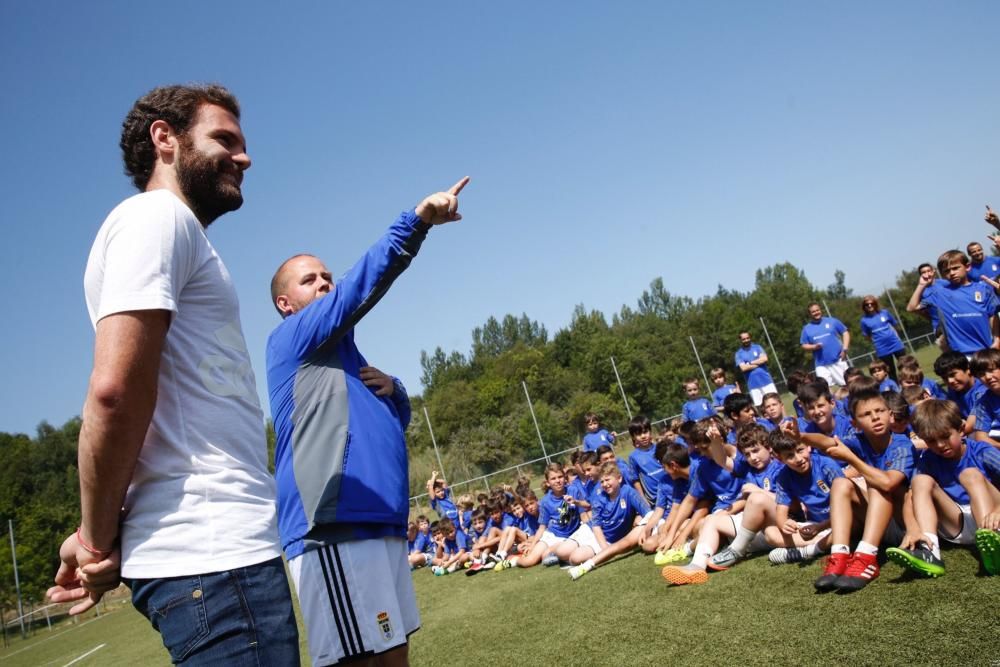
834,552,879,591
813,552,850,591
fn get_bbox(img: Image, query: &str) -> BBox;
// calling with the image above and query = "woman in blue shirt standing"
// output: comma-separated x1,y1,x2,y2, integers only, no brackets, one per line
859,295,906,381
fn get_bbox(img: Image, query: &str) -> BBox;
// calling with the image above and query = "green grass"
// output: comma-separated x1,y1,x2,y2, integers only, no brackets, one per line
412,546,1000,665
5,545,997,666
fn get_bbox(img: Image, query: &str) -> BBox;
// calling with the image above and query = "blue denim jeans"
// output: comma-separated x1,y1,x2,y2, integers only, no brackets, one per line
127,557,300,665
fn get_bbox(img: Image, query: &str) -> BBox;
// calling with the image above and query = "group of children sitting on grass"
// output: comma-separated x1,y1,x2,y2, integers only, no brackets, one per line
408,348,1000,592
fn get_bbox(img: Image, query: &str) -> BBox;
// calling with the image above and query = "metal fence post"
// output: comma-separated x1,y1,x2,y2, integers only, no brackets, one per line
610,356,633,419
422,407,447,480
759,317,787,385
688,336,712,394
522,381,550,462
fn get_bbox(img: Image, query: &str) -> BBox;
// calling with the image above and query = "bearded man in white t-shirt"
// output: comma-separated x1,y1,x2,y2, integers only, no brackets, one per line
47,84,299,664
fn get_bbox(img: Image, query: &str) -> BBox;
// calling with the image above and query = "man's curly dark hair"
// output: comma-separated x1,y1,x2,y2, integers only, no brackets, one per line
120,84,240,191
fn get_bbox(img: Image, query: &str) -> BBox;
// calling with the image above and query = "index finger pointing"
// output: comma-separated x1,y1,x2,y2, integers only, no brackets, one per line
447,176,471,196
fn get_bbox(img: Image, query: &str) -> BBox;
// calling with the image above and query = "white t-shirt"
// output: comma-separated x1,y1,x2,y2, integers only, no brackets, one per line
84,189,280,578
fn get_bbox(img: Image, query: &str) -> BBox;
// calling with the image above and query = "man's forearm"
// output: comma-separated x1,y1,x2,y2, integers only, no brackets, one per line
78,311,169,550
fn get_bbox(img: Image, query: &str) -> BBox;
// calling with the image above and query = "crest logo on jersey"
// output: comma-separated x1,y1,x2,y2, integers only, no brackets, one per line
975,290,983,303
817,480,830,494
620,498,627,510
880,316,887,322
377,611,394,640
763,479,771,491
825,323,830,329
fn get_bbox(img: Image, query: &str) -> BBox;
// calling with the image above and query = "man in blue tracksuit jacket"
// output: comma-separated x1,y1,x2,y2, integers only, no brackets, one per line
266,177,469,667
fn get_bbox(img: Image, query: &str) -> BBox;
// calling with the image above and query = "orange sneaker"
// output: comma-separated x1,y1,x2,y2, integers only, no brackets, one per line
661,565,708,586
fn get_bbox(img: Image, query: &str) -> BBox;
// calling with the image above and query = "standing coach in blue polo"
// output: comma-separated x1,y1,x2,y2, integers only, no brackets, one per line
266,177,469,667
800,302,852,387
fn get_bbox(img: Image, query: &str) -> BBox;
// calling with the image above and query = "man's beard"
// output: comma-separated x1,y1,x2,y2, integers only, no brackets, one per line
176,136,243,225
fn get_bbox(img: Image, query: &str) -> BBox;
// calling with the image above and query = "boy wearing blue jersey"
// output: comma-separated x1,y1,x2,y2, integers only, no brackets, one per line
682,379,715,423
734,331,778,406
898,364,946,401
710,367,740,411
808,388,916,591
597,444,638,489
907,250,999,355
627,415,667,504
569,451,601,513
408,516,435,569
966,241,1000,283
568,462,652,579
582,412,616,452
662,426,791,585
465,509,504,574
769,427,844,563
504,464,585,569
870,360,901,393
494,493,540,569
644,443,696,560
723,393,774,444
427,471,460,522
654,421,735,564
934,352,987,434
797,381,857,452
431,518,471,575
887,400,1000,577
971,349,1000,446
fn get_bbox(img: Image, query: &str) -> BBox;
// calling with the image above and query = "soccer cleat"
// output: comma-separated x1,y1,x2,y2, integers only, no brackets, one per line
463,560,473,569
885,543,945,578
655,548,689,566
813,552,850,591
465,562,484,576
542,553,559,567
488,553,503,564
493,559,513,572
568,564,590,580
975,529,1000,576
768,547,805,565
707,547,741,571
661,564,708,586
834,552,880,591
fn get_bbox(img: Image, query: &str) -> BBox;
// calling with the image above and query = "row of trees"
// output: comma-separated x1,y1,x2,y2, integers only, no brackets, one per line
0,261,930,605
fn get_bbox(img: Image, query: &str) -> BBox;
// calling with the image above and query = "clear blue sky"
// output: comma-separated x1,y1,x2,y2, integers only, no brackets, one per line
2,2,998,435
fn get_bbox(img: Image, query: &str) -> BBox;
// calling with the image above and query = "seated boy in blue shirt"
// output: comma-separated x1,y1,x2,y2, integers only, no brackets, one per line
870,359,901,393
723,392,775,444
970,348,1000,447
567,462,652,579
898,363,946,401
796,380,857,459
682,378,715,423
710,367,740,411
887,399,1000,577
654,420,734,564
597,444,638,489
427,470,459,522
808,387,916,592
645,443,697,562
627,415,667,504
431,518,470,575
934,351,987,434
494,492,540,569
408,515,435,569
582,411,616,452
662,425,789,585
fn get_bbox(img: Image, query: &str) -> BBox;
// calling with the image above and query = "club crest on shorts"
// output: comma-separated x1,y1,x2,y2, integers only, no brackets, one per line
377,611,393,640
817,479,830,494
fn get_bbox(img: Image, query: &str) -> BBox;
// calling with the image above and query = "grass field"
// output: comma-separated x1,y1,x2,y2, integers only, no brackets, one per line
2,546,999,666
3,343,989,666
